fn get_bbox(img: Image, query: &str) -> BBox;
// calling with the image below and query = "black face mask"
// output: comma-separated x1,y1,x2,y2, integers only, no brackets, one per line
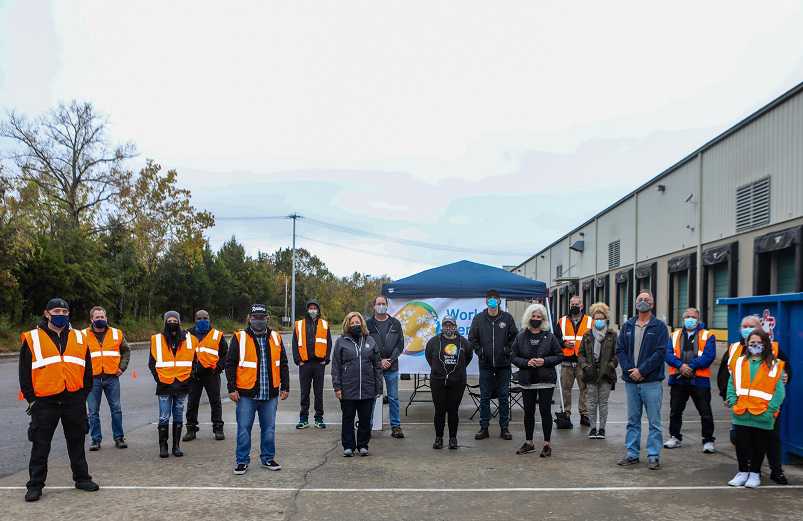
569,306,581,316
165,323,180,335
529,319,542,329
350,325,363,337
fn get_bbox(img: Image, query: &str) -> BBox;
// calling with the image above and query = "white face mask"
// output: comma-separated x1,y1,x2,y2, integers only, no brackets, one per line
308,309,319,320
374,304,388,315
747,344,764,356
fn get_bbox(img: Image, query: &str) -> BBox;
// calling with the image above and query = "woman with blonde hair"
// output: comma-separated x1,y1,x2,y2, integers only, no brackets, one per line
578,302,618,439
331,311,384,457
511,303,563,456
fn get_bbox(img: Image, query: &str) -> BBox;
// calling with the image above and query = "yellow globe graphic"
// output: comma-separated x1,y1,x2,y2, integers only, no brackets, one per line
443,343,458,356
394,301,439,356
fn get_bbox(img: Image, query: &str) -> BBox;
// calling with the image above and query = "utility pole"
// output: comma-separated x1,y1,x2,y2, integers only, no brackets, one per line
289,213,301,328
284,276,288,326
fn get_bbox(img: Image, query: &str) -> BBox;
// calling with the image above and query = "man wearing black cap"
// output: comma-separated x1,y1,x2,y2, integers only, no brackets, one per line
226,304,289,475
468,289,518,440
18,298,99,502
292,299,332,429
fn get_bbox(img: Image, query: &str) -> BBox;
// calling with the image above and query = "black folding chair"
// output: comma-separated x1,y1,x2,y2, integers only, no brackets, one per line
467,383,500,420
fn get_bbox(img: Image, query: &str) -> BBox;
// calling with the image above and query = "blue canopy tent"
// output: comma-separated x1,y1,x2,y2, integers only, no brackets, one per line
382,260,547,299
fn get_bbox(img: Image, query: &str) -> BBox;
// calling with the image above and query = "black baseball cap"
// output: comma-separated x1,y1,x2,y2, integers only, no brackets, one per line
485,289,500,299
249,304,268,316
46,298,69,311
442,315,457,326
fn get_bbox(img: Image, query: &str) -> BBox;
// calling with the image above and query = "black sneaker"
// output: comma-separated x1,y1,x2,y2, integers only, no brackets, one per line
391,427,405,439
588,428,598,439
25,488,42,502
617,456,639,466
214,430,225,441
475,428,489,440
539,445,552,458
114,437,128,449
262,459,282,471
89,441,101,451
448,437,458,450
233,463,249,475
598,428,606,439
771,472,789,485
75,480,100,492
516,442,536,455
433,437,443,450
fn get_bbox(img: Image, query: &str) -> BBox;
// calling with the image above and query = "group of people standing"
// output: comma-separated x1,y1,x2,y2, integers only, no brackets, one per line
17,289,791,502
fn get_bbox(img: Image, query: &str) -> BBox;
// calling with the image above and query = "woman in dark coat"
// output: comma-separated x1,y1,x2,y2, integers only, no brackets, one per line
577,302,618,440
511,303,563,457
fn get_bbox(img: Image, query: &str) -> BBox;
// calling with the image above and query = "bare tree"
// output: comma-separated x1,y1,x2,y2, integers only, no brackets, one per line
0,100,136,230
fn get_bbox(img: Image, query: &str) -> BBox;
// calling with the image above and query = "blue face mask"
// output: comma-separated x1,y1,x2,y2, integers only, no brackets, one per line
684,318,698,330
195,319,211,334
740,327,754,340
487,298,499,309
594,319,607,330
50,314,69,328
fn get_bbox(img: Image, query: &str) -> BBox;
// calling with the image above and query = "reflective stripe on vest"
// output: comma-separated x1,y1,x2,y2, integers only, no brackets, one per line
196,329,222,369
151,333,194,384
23,328,87,398
296,319,329,361
235,330,281,390
668,329,711,377
560,315,592,357
727,340,780,374
732,356,784,417
85,327,123,375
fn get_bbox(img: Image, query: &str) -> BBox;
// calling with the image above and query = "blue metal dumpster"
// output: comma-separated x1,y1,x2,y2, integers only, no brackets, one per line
718,293,803,462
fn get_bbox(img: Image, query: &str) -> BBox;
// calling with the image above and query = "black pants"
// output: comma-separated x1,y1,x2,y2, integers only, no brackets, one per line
341,398,374,450
669,385,715,443
767,416,783,475
27,399,92,490
299,362,326,421
431,379,465,438
185,371,223,431
734,424,771,473
523,388,554,442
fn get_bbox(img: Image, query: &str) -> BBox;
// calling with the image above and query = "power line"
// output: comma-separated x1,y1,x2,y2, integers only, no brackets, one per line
296,234,428,266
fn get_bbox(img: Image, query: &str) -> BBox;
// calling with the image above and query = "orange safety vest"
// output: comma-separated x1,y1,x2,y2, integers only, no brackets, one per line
732,355,785,417
21,327,88,398
84,327,123,376
560,315,592,357
195,329,224,369
668,329,712,377
150,332,195,384
295,319,329,361
234,330,282,390
727,340,780,374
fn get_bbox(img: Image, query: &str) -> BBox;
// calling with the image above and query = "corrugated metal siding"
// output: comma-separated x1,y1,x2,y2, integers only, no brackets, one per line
702,91,803,243
551,237,570,282
596,197,636,272
537,249,551,286
571,223,597,278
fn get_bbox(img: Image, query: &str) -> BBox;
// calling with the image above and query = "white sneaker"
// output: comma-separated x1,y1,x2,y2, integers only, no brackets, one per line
728,472,749,487
744,472,761,489
703,442,715,454
663,436,682,449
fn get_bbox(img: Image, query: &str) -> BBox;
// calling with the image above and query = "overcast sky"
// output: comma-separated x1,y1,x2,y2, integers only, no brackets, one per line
2,0,803,279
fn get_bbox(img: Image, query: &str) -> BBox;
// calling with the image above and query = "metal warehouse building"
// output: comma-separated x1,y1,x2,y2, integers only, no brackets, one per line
509,81,803,339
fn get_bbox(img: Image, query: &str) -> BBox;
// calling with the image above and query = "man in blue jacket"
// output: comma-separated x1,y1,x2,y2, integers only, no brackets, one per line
616,291,668,470
664,307,717,453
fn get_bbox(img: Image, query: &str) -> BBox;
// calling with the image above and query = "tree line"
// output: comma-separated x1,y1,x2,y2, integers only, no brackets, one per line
0,101,388,345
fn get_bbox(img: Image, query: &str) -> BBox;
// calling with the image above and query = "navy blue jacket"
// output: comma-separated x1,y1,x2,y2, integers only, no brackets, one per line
616,316,669,384
665,324,716,388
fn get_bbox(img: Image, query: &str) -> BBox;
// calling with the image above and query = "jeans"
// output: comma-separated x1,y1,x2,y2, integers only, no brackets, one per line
157,394,187,426
341,398,374,450
479,366,511,429
87,375,124,442
299,362,326,421
186,371,223,431
624,381,663,460
383,370,400,428
235,396,278,465
522,387,554,442
431,379,465,438
27,399,91,490
668,385,715,443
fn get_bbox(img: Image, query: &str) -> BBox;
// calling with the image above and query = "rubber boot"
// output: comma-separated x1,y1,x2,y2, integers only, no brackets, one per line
158,425,169,458
172,423,184,457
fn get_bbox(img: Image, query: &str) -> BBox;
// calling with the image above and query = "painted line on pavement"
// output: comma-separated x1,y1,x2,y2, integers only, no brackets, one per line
0,485,801,493
162,420,734,426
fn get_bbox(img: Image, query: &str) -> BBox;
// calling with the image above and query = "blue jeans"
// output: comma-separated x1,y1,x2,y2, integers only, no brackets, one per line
625,381,663,460
157,394,186,426
235,396,278,465
87,375,124,442
479,366,511,429
383,370,400,428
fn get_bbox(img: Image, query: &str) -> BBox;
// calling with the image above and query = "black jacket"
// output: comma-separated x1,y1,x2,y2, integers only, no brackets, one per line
468,309,518,369
189,326,229,376
225,327,290,398
577,329,619,385
331,333,384,400
18,320,93,404
511,329,562,385
291,316,333,365
366,315,404,373
148,328,195,396
425,334,473,387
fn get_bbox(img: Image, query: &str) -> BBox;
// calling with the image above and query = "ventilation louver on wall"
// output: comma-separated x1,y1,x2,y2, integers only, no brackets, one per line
736,177,771,232
608,240,621,270
556,265,563,278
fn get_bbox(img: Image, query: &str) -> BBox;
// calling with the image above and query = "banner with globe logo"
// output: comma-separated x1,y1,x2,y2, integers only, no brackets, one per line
388,297,506,375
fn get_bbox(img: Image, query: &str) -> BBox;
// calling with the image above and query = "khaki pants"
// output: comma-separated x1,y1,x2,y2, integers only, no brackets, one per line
560,363,588,417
